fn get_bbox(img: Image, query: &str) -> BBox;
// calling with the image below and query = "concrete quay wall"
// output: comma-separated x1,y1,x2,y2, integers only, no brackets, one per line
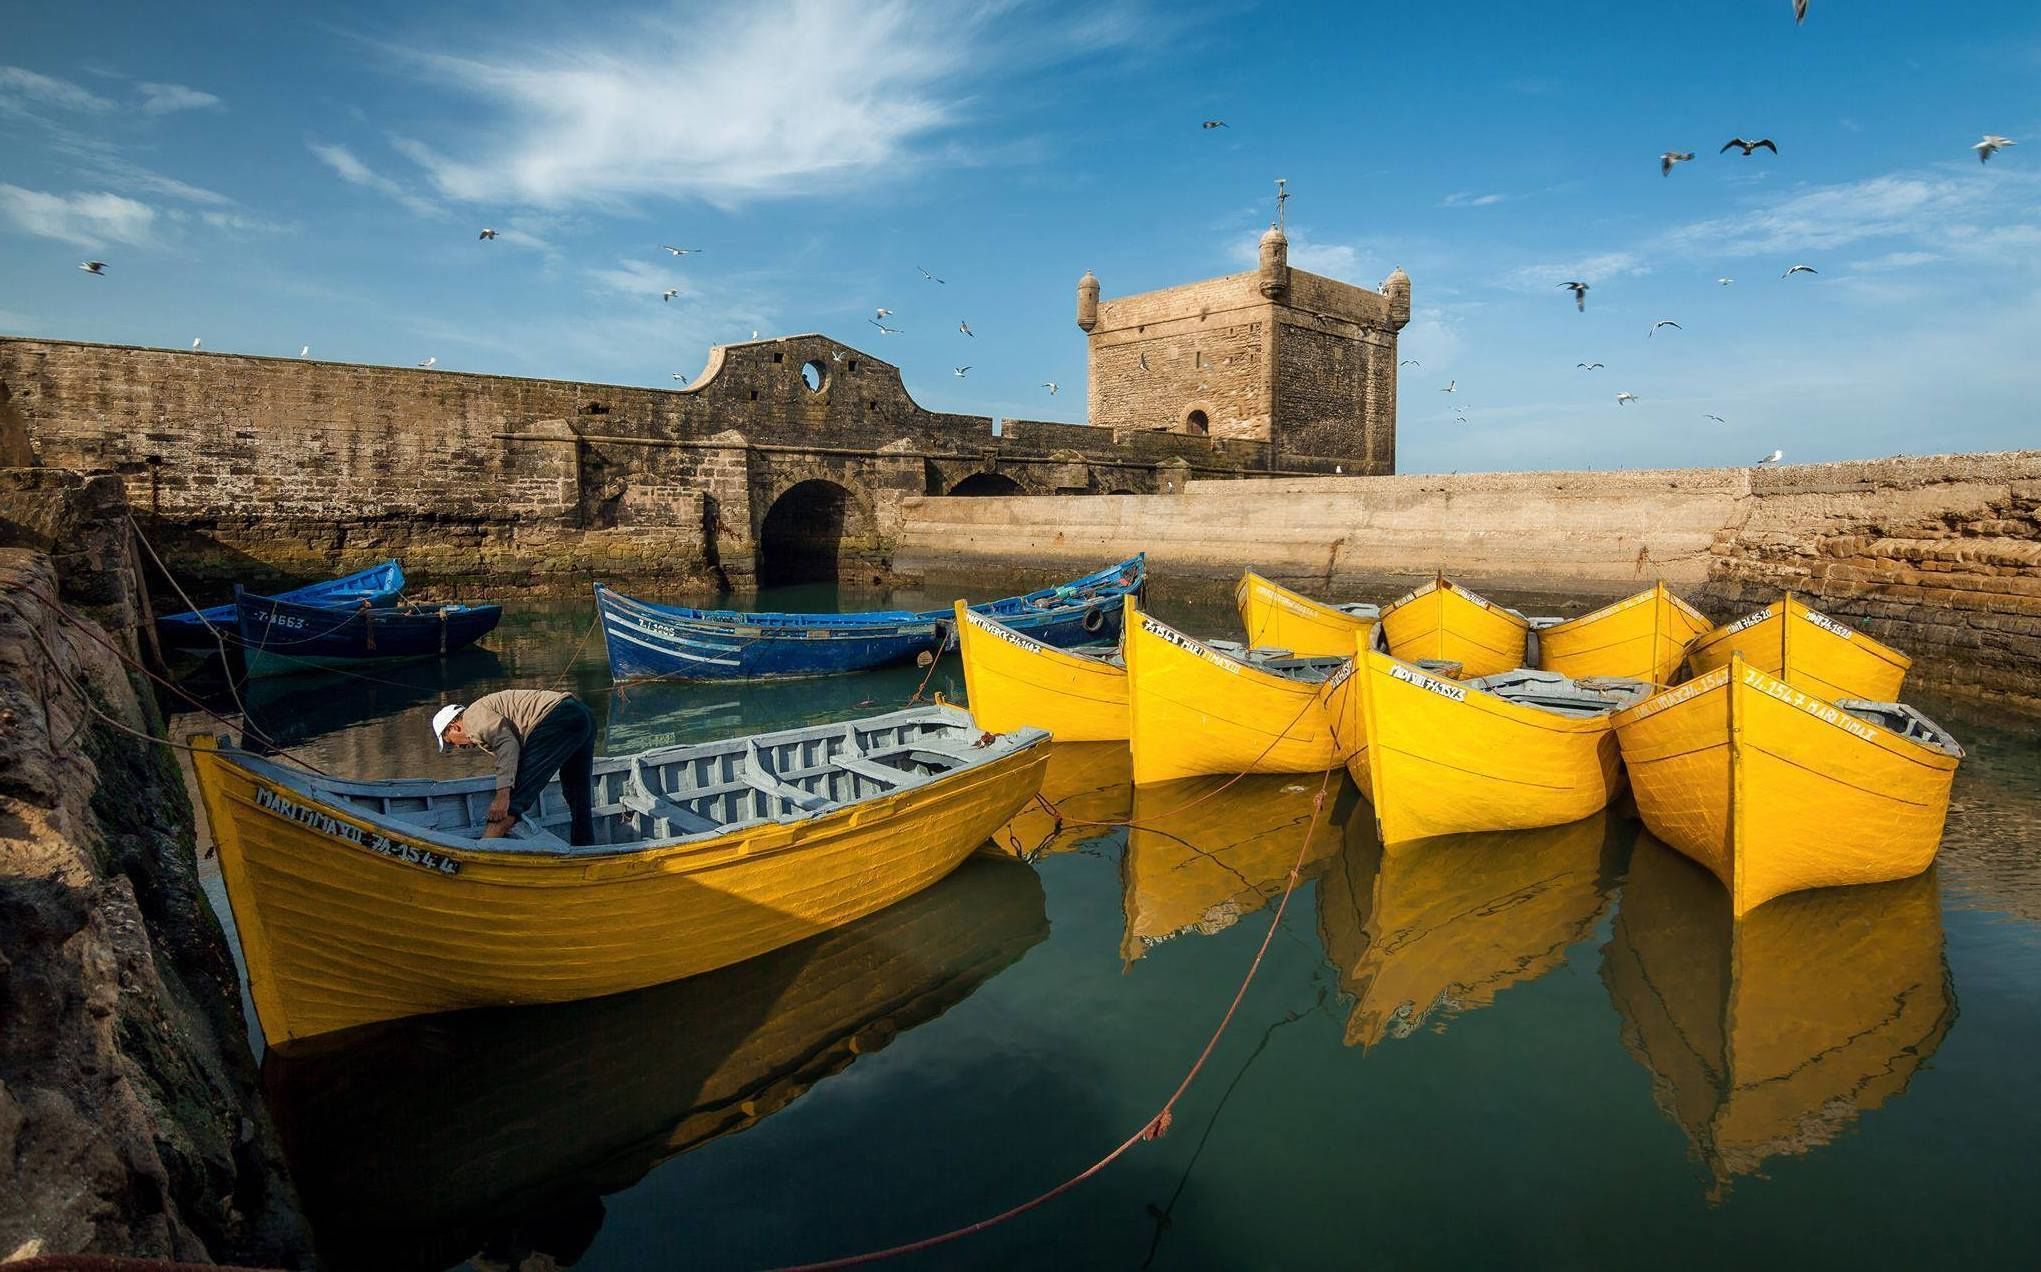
895,451,2041,705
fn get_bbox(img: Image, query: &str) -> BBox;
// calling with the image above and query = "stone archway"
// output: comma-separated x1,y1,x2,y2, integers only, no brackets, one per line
948,471,1026,497
757,479,871,584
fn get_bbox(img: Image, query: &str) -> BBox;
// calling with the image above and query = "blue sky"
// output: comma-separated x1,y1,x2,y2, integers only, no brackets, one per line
2,0,2036,474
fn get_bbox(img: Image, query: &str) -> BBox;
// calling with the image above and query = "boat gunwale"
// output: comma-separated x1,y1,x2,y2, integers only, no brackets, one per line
1686,594,1913,674
1127,598,1345,695
1364,648,1632,736
954,601,1125,679
1535,580,1710,638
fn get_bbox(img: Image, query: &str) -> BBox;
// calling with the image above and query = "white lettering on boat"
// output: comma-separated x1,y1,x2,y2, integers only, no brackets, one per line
1387,662,1466,702
1724,607,1774,635
1141,615,1249,676
1800,609,1857,640
1620,669,1727,720
254,785,461,875
257,612,306,630
1322,658,1355,692
1739,667,1880,742
968,609,1049,655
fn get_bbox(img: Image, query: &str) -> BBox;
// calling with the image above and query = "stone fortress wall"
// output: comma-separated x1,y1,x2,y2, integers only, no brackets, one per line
893,451,2041,706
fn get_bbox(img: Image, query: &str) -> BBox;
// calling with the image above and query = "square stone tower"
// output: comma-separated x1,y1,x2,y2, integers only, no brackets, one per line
1077,228,1409,473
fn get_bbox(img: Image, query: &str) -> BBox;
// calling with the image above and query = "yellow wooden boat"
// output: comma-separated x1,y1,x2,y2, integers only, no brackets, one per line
1235,570,1380,658
263,854,1048,1268
193,704,1050,1045
953,600,1129,742
1602,836,1952,1193
1318,810,1620,1047
1535,581,1712,686
1613,653,1962,915
1685,593,1910,703
1378,575,1533,679
1123,596,1347,786
991,740,1132,859
1121,771,1348,962
1349,642,1648,844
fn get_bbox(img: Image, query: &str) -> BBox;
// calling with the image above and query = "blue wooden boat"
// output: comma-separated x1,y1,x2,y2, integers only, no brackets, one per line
233,586,502,679
157,560,406,652
596,554,1145,684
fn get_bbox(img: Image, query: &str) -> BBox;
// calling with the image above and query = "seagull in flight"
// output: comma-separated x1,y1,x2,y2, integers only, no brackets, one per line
1577,362,1604,370
1973,135,2016,164
662,289,678,302
671,372,687,381
1399,359,1421,367
874,307,892,320
1439,379,1457,393
1704,414,1727,423
478,228,498,240
1793,0,1808,24
959,319,974,337
1782,264,1818,278
916,266,945,284
1661,151,1695,176
191,338,202,350
1717,277,1735,286
1560,280,1589,311
1756,449,1783,466
79,260,106,274
1650,319,1682,337
954,366,970,377
299,346,309,358
1616,392,1640,405
1041,381,1059,395
1721,137,1778,156
660,245,701,256
417,356,436,368
1202,120,1228,129
869,320,902,335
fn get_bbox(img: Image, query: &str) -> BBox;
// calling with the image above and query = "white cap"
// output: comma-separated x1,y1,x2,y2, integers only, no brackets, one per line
432,703,465,752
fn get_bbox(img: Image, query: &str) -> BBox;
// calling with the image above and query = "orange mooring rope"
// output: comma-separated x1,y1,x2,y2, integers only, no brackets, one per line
771,762,1337,1270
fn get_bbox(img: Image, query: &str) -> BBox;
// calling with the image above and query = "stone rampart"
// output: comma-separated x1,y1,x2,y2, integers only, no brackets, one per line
895,452,2041,706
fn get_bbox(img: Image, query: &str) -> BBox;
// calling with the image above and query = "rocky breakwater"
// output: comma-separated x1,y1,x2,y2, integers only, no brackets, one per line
1708,451,2041,707
0,544,306,1262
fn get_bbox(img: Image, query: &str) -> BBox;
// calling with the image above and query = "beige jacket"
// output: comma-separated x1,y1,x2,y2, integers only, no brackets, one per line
459,689,572,791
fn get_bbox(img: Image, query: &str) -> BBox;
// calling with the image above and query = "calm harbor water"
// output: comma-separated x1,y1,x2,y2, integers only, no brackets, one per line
168,579,2041,1270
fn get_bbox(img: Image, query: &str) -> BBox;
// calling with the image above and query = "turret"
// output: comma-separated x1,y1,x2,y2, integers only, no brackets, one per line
1382,265,1411,330
1076,270,1100,333
1257,225,1290,300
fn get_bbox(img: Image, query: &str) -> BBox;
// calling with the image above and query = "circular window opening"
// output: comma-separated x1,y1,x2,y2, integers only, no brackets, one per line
801,359,827,394
1185,409,1210,436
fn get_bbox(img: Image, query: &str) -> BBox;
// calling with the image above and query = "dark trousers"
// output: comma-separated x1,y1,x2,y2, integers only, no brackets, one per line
508,698,597,846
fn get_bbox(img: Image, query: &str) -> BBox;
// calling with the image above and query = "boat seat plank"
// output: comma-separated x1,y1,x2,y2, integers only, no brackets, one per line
622,758,724,834
830,754,916,789
741,741,833,814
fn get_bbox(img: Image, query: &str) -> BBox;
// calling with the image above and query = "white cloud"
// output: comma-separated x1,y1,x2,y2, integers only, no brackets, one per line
137,82,223,114
1501,250,1648,292
385,0,974,207
586,257,696,301
1440,192,1505,208
1656,173,2008,260
0,184,155,247
0,66,114,113
308,142,441,217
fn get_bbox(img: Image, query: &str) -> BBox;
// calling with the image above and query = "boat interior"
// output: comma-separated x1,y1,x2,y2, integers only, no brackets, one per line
288,707,1038,853
1837,700,1967,756
1468,669,1653,717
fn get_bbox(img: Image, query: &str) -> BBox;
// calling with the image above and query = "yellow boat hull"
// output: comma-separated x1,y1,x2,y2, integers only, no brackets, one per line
1379,576,1530,679
1319,810,1619,1047
1685,594,1910,703
1613,656,1958,915
1121,771,1347,961
1352,643,1626,843
1536,581,1712,686
1124,596,1340,786
193,734,1049,1045
954,600,1128,742
1235,570,1377,657
1602,836,1952,1191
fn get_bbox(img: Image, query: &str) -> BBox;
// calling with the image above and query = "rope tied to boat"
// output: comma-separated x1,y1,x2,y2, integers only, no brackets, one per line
770,768,1335,1271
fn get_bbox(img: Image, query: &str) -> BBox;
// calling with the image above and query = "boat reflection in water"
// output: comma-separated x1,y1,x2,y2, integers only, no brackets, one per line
1120,771,1351,962
226,646,506,757
600,664,933,754
993,741,1134,859
1600,834,1955,1196
262,854,1048,1271
1317,808,1626,1047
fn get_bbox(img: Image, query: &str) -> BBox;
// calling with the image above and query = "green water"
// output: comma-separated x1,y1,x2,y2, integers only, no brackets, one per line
170,580,2041,1270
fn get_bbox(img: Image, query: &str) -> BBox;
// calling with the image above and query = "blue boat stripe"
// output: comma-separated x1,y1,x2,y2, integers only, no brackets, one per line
604,625,742,666
602,613,743,653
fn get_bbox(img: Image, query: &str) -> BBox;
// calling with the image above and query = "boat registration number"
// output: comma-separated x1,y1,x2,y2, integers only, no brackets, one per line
1724,607,1773,635
1740,667,1879,742
257,612,306,629
1800,609,1857,640
255,785,462,875
970,610,1048,655
1388,662,1465,702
